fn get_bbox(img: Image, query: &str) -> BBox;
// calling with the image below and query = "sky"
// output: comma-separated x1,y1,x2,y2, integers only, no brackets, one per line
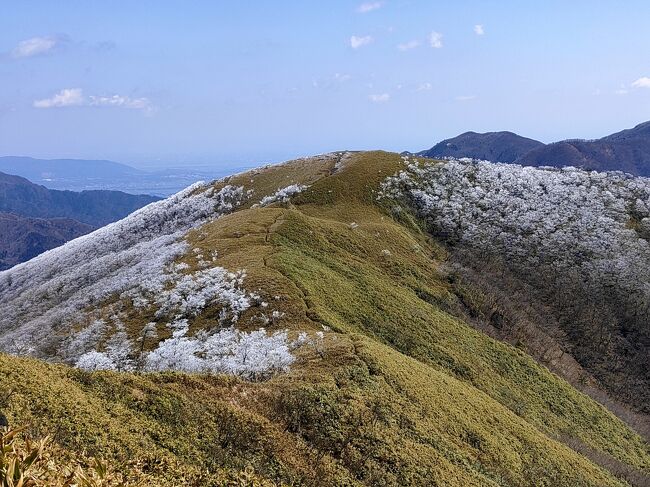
1,0,650,169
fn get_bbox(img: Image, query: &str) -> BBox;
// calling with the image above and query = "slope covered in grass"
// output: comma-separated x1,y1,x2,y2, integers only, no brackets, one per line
0,336,641,486
0,151,648,486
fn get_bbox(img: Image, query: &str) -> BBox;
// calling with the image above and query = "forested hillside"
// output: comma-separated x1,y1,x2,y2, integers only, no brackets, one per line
0,171,159,226
0,170,159,270
0,212,93,270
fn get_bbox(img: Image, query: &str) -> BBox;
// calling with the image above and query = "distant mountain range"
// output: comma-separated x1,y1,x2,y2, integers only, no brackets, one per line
0,156,241,197
0,171,159,226
0,156,143,183
0,170,159,270
420,121,650,176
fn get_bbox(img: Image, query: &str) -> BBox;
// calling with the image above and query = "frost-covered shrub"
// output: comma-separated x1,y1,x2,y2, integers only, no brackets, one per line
258,184,307,206
144,327,296,380
204,328,295,379
105,330,135,371
380,158,650,407
291,332,312,349
0,183,246,358
141,322,158,339
63,320,108,358
144,335,205,373
76,351,117,371
125,266,251,322
74,325,323,380
72,319,135,371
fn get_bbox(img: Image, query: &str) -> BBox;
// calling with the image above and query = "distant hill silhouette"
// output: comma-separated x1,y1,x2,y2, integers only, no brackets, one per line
420,121,650,176
0,171,159,226
0,170,159,270
0,156,143,184
419,131,544,163
516,121,650,175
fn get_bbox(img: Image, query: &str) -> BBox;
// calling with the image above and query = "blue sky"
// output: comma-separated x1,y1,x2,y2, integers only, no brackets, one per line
1,1,649,169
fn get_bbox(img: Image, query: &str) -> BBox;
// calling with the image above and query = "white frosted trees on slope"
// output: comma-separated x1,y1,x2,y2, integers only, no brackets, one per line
76,327,309,381
75,351,117,372
380,158,650,404
0,184,246,358
258,184,308,206
379,160,650,293
144,328,295,379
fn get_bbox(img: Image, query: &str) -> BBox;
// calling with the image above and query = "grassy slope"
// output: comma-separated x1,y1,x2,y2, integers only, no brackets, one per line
1,151,648,486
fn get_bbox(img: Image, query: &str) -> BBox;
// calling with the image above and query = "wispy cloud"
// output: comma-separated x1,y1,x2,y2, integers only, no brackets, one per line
334,73,352,82
474,25,485,36
428,31,443,49
12,36,64,58
631,77,650,89
397,40,420,51
89,94,152,110
456,95,477,102
357,2,383,13
350,35,373,49
34,88,154,113
615,88,629,95
33,88,84,108
417,82,433,91
369,93,390,103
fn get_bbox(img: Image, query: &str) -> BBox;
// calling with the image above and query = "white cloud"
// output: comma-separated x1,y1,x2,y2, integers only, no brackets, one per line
12,36,60,58
474,24,485,36
357,2,383,13
456,95,477,101
334,73,352,82
33,88,84,108
417,82,433,91
631,77,650,89
397,40,420,51
89,94,152,110
429,31,443,48
350,35,373,49
33,89,153,113
369,93,390,103
615,88,629,96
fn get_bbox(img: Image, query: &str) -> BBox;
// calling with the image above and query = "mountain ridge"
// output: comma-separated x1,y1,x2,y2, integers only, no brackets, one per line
0,151,648,486
421,121,650,176
516,121,650,175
